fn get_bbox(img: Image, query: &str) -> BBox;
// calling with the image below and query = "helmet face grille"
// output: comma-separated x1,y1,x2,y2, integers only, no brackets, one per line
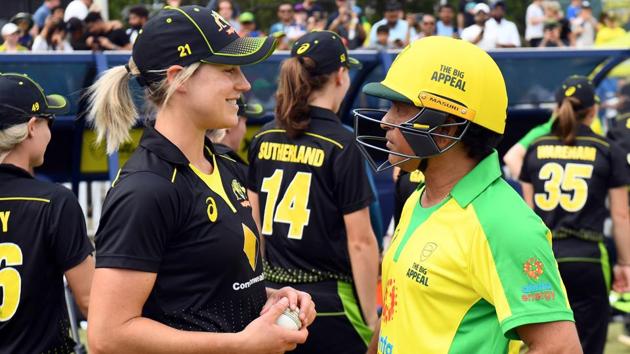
353,107,469,172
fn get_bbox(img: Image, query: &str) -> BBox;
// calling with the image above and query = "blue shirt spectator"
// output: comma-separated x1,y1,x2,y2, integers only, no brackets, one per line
33,0,60,29
368,1,408,48
436,4,457,37
566,0,581,21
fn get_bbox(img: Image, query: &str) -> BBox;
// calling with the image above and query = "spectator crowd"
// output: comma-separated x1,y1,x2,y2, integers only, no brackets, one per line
1,0,628,53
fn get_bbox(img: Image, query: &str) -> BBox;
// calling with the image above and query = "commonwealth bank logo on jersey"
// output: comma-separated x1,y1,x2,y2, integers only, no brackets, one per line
521,257,555,302
232,224,265,292
242,224,258,271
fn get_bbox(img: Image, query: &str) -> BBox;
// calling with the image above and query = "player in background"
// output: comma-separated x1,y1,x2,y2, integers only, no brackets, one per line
607,82,630,346
206,95,263,179
355,36,581,354
0,73,94,353
86,6,315,354
503,93,603,179
247,31,378,354
519,76,630,354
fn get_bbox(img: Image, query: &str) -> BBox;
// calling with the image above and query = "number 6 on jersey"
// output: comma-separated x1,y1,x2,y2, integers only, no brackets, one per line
260,169,312,240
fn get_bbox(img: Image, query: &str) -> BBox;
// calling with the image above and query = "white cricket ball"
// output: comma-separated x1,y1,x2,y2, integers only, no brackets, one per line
275,308,301,330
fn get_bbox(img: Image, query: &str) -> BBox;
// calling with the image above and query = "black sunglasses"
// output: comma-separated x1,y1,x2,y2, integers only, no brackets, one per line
36,114,55,128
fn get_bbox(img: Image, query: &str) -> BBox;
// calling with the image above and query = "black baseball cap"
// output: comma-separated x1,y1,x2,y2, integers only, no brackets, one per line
291,31,361,75
133,5,277,84
555,75,596,110
0,73,68,129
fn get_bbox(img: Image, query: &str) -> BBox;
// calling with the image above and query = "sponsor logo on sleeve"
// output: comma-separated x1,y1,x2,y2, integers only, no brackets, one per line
521,257,555,302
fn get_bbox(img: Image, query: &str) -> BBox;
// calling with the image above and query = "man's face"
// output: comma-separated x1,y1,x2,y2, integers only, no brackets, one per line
128,14,146,29
385,10,400,24
218,1,233,20
581,8,592,18
381,101,422,171
278,5,293,22
491,6,505,20
377,32,388,45
421,15,435,36
474,11,488,25
86,20,104,34
439,7,454,23
336,0,348,10
241,22,256,31
3,32,19,45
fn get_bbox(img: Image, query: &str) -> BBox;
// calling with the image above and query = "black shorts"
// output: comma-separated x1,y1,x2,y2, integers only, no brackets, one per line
267,280,372,354
555,238,610,354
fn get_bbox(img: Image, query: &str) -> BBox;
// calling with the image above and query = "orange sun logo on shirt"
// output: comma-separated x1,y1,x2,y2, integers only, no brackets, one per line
382,279,398,323
523,258,544,281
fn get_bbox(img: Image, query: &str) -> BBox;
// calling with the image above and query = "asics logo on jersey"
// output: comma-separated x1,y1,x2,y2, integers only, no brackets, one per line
206,197,218,222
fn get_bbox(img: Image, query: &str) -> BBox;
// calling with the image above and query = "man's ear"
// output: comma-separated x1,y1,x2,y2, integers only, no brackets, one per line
433,117,462,150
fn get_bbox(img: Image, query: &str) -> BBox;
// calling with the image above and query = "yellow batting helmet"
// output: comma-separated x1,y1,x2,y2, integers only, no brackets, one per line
354,37,508,171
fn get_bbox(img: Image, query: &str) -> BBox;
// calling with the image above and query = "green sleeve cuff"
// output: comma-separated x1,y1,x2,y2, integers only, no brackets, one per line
501,310,575,340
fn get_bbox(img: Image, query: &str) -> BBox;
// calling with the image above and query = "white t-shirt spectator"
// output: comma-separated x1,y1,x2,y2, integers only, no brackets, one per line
461,24,496,50
525,2,544,40
64,0,89,22
573,17,595,47
369,19,409,47
31,36,74,52
485,18,521,47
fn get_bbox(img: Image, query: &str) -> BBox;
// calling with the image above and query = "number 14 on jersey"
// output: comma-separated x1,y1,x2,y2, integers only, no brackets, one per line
260,169,312,240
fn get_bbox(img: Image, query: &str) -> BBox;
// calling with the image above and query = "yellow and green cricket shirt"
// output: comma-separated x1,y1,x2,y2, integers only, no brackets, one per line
378,151,574,354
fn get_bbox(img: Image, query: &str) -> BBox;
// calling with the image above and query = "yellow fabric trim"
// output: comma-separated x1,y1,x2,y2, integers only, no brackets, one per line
304,132,343,149
111,168,122,187
189,155,236,213
254,129,286,139
218,154,237,163
253,129,343,149
532,136,610,148
166,6,214,53
171,167,177,183
0,197,50,203
576,136,609,147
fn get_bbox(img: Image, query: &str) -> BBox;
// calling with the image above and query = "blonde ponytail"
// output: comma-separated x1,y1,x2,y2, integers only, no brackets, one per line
87,60,138,154
0,123,29,162
87,58,201,154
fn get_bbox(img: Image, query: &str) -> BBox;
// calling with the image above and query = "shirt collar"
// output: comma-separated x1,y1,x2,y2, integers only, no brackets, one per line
450,150,502,208
309,106,339,123
139,125,216,166
0,164,33,179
